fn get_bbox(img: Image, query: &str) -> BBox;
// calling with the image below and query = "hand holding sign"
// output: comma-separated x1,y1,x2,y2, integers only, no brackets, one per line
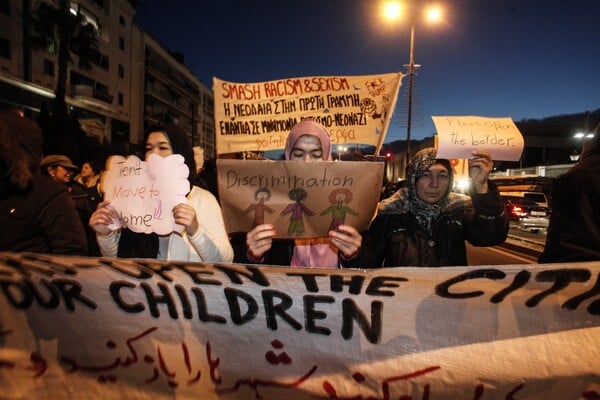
468,150,493,193
433,116,524,161
100,153,190,235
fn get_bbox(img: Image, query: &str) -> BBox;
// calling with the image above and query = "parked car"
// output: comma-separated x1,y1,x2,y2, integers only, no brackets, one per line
503,196,542,219
502,195,550,233
517,213,549,233
500,190,550,209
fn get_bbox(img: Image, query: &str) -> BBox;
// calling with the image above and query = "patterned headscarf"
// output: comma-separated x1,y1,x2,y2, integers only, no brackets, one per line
285,119,332,161
406,148,453,233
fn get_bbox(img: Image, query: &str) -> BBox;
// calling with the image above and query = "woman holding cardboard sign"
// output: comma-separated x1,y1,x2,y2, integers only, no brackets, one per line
242,119,362,268
89,125,233,263
345,147,508,267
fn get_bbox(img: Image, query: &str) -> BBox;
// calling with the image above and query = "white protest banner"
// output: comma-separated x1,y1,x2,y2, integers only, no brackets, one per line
432,116,525,161
101,153,190,234
217,159,384,238
1,252,600,399
213,73,404,155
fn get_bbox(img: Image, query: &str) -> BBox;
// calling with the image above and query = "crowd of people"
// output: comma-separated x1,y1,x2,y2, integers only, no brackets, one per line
1,108,598,266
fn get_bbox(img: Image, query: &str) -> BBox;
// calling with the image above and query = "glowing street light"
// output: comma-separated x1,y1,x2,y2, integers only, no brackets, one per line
381,1,444,164
338,145,348,161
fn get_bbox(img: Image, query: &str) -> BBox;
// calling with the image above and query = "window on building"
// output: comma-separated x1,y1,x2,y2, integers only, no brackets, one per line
93,51,109,71
70,4,99,32
119,15,125,26
43,59,54,76
118,92,124,106
0,37,9,60
0,0,9,16
118,64,124,78
118,36,125,50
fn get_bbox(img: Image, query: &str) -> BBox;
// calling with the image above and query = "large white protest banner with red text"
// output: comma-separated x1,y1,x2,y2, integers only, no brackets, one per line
213,73,403,155
1,252,599,399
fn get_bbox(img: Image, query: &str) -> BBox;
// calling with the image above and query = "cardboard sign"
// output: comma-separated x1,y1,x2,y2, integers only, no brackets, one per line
1,252,600,399
432,116,525,161
213,73,403,155
101,154,190,234
217,160,384,237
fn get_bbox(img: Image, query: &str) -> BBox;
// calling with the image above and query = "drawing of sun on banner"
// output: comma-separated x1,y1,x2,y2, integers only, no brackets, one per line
213,72,404,155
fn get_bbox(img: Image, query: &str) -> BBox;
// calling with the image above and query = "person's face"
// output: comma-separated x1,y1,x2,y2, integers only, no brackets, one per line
50,165,73,184
289,135,324,162
416,163,450,204
145,131,173,159
80,162,94,177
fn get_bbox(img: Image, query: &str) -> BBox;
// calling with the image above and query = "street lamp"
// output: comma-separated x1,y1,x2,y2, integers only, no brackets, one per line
338,145,347,161
382,2,443,164
571,131,595,162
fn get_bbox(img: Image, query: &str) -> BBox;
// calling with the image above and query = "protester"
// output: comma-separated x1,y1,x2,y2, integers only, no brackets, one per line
89,124,234,262
75,161,101,190
345,147,508,267
74,160,102,217
41,154,99,256
239,118,362,268
0,110,88,255
539,132,600,262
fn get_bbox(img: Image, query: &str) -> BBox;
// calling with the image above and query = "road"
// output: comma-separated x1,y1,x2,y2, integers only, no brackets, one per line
467,243,537,265
466,224,547,266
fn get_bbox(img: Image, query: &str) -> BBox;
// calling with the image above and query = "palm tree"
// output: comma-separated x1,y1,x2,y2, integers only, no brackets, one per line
29,0,99,116
28,0,99,161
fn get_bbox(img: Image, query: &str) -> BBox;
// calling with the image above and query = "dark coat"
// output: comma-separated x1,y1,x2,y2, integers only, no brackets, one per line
539,136,600,262
0,111,88,255
345,184,509,268
0,174,89,255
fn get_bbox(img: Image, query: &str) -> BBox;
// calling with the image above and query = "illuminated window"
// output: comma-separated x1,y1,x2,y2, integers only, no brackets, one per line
70,4,99,32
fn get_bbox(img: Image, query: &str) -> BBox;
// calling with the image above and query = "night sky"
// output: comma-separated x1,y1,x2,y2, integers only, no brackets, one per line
134,0,600,143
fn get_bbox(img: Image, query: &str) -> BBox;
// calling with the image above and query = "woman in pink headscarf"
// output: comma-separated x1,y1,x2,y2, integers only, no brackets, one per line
243,119,362,268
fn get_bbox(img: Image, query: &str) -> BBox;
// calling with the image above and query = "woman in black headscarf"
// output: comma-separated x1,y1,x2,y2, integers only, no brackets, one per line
345,147,508,267
89,125,233,262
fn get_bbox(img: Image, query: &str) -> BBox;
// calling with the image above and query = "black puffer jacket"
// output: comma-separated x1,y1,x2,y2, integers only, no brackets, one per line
345,185,508,268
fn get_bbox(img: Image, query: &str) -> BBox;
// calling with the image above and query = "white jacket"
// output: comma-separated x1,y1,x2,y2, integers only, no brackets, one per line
97,186,233,262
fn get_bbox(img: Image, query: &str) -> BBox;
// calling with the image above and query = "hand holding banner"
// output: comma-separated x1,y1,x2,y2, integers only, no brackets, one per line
217,159,384,238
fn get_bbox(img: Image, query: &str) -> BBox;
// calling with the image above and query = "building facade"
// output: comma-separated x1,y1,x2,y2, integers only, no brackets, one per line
0,0,215,160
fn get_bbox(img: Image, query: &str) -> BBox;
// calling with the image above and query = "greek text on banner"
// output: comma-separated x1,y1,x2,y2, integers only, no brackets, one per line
213,73,403,155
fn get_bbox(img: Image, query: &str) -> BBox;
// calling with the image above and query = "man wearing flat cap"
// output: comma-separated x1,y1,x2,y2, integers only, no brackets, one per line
41,154,97,255
41,154,79,185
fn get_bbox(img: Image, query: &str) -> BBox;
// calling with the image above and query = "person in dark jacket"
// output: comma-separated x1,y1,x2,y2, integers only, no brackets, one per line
0,110,88,255
345,147,508,267
539,131,600,262
41,154,99,256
